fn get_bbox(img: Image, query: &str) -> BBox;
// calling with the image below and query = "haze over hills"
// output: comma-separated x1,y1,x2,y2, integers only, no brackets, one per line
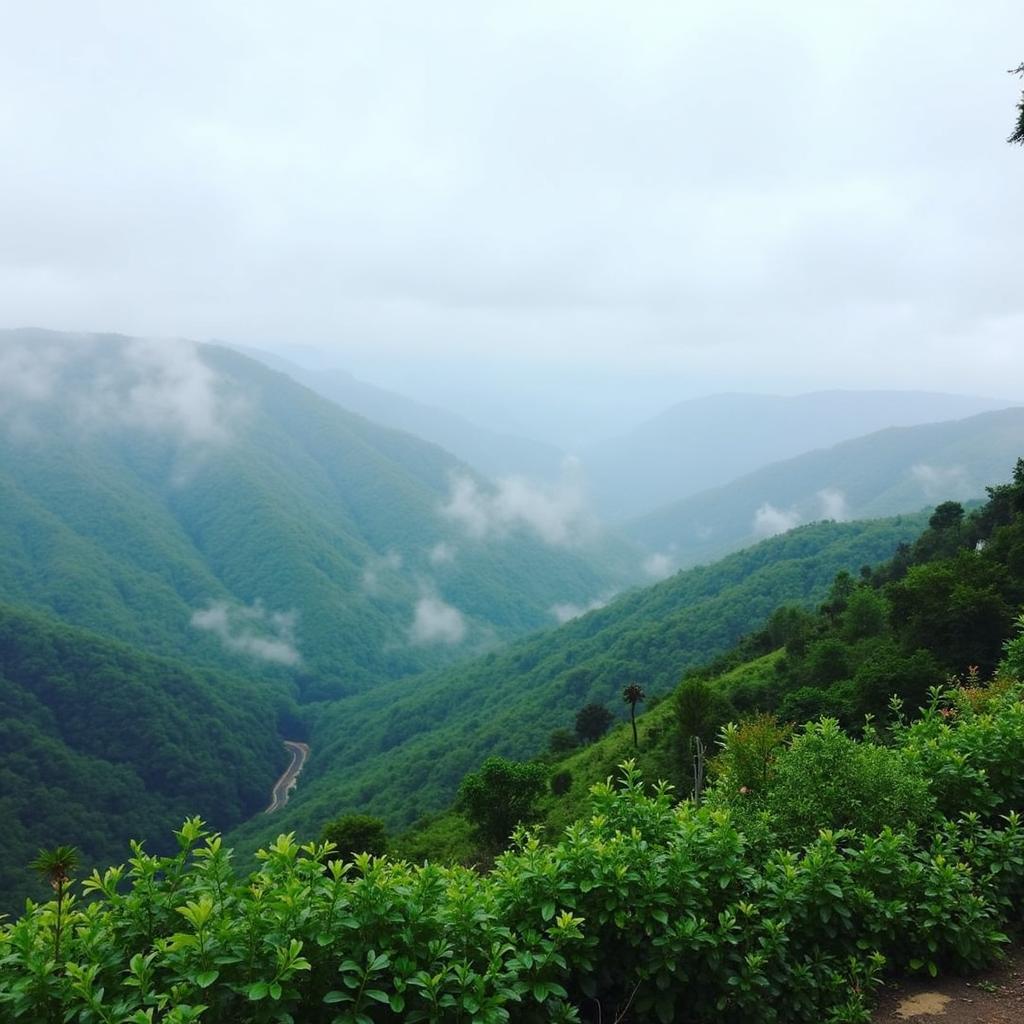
626,406,1024,568
0,329,639,699
582,391,1020,520
232,344,567,483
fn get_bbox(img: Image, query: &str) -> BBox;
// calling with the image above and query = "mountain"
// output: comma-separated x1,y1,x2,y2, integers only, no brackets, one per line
581,391,1019,520
232,344,567,482
0,601,291,909
0,329,637,699
227,510,927,852
625,408,1024,568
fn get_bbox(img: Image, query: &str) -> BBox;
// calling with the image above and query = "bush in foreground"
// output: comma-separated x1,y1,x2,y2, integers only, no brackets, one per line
2,682,1024,1023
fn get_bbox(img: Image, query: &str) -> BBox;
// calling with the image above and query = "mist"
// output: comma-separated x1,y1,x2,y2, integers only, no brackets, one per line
1,3,1022,448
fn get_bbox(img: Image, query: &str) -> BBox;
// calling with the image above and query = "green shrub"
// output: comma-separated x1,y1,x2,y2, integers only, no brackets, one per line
3,685,1024,1024
458,756,547,849
320,813,388,860
758,718,933,847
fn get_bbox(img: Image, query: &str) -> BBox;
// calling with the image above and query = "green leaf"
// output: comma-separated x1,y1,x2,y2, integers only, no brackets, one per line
365,989,390,1004
247,982,269,1001
541,902,555,921
195,970,219,989
323,990,351,1004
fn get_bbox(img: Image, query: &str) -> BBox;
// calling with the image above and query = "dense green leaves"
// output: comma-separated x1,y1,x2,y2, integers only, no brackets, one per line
3,682,1024,1022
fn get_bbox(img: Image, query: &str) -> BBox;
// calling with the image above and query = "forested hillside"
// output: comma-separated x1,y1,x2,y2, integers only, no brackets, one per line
627,407,1024,566
0,330,638,699
228,511,927,851
0,602,292,908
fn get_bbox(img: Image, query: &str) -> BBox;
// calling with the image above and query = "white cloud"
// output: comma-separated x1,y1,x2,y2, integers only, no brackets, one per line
0,333,240,445
753,502,801,538
549,594,612,624
642,552,674,579
361,550,403,594
441,457,591,546
191,599,300,665
428,541,456,565
409,593,467,645
817,487,849,521
910,463,973,499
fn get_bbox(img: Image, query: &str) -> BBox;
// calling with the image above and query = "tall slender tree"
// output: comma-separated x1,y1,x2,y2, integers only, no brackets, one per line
622,683,646,749
30,845,78,962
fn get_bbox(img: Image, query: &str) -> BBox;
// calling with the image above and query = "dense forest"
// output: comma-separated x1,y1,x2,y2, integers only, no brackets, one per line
0,333,639,700
0,603,292,908
3,467,1024,1021
227,511,928,855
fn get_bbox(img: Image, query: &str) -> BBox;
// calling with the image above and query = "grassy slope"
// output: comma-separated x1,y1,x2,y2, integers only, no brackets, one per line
229,514,927,857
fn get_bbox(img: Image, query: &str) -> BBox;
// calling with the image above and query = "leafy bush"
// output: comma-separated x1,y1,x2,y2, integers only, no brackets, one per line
458,757,547,849
3,685,1024,1024
320,814,389,860
754,718,933,847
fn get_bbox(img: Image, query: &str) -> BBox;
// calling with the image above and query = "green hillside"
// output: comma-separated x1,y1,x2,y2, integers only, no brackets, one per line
228,511,927,853
627,407,1024,565
0,330,637,699
0,602,292,909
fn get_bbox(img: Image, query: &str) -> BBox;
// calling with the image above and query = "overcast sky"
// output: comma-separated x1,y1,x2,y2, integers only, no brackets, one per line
2,2,1022,442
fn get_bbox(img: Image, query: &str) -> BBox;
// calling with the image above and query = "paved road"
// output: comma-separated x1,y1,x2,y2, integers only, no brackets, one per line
265,740,310,813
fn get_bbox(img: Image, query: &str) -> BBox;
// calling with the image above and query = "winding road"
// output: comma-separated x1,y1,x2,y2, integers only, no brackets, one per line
265,740,310,813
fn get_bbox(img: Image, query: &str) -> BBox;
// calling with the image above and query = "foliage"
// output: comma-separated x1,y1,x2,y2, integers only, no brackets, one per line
574,704,614,744
1009,62,1024,145
0,603,289,911
710,713,792,796
321,815,389,860
459,758,547,849
229,514,929,855
717,718,933,847
5,683,1024,1024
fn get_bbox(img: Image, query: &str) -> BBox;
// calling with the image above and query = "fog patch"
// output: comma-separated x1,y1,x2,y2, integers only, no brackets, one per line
191,599,300,665
441,457,591,546
361,550,403,595
910,463,973,499
550,593,613,624
753,502,801,538
0,333,241,445
409,592,467,645
642,552,674,579
428,541,457,565
817,488,849,521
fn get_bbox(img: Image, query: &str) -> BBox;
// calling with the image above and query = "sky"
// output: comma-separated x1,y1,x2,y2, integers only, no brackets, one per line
2,2,1022,444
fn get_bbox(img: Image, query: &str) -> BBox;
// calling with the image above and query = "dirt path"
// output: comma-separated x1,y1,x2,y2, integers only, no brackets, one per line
873,946,1024,1023
264,740,309,813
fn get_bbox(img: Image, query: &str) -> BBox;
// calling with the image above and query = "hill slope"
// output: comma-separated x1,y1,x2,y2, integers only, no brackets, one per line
0,329,637,698
228,511,927,852
583,390,1019,520
0,601,290,908
626,407,1024,567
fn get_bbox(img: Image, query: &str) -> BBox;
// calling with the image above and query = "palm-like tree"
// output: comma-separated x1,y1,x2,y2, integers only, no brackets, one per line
622,683,646,749
30,845,78,962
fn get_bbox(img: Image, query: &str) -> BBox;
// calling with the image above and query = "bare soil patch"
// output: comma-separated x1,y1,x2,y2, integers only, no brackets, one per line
873,945,1024,1023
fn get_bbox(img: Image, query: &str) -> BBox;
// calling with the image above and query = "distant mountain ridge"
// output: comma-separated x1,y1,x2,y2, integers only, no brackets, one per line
581,390,1020,519
625,407,1024,565
231,344,567,483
